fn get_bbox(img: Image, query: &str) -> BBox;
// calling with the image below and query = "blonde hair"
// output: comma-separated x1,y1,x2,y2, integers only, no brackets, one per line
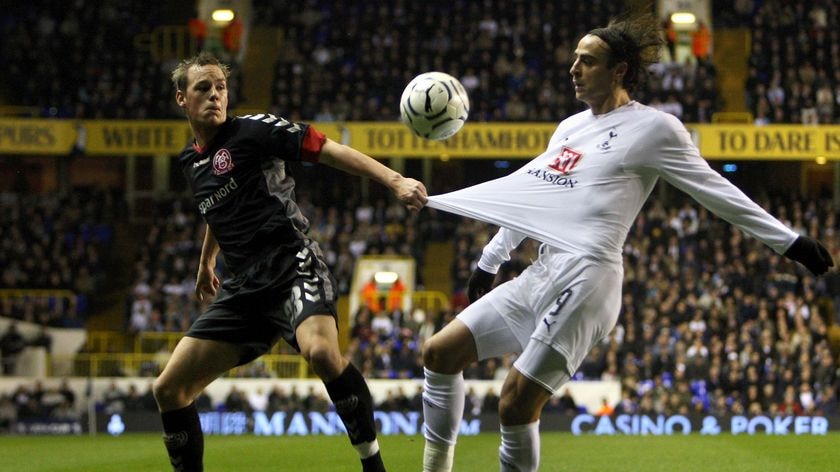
171,52,231,91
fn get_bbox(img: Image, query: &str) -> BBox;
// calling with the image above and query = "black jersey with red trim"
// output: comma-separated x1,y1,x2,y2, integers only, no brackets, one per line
179,113,326,275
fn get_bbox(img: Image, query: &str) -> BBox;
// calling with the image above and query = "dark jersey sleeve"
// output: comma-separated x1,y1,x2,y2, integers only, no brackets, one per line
243,113,326,163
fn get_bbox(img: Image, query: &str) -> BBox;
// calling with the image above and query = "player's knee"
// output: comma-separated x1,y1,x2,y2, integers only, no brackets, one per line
499,396,535,425
152,376,180,408
499,397,527,425
154,375,200,409
304,341,343,379
421,336,440,369
422,335,457,372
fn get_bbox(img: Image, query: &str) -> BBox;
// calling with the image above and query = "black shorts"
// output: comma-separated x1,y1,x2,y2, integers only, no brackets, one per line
186,240,338,365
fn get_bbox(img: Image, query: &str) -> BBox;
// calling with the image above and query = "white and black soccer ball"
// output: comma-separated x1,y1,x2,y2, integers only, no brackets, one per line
400,72,469,141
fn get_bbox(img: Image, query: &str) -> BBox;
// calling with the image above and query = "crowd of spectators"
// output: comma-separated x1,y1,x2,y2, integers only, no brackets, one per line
1,2,719,124
0,188,117,327
0,379,79,432
262,0,719,123
2,1,718,122
747,0,840,124
128,197,204,334
0,1,242,119
1,1,168,119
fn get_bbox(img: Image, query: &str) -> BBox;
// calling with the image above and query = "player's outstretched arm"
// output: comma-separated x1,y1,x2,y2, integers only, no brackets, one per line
784,235,834,276
318,138,428,211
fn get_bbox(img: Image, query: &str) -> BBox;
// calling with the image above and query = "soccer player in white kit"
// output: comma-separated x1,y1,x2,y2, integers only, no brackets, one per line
420,11,834,472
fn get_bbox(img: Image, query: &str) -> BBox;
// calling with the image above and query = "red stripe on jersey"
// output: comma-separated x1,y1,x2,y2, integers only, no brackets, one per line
301,126,327,162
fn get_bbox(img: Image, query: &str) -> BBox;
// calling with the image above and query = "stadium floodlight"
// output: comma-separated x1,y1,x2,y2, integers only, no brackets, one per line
374,271,399,284
212,9,235,23
670,12,696,24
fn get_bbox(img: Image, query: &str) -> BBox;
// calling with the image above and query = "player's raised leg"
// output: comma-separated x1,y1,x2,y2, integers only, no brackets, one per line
153,336,245,472
420,319,477,472
296,314,385,472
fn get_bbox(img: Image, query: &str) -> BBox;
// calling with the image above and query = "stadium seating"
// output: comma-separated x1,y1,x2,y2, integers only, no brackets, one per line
746,1,840,124
259,0,718,122
0,188,117,326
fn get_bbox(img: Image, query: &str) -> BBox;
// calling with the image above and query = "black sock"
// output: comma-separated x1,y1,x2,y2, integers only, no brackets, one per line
160,403,203,472
361,451,386,472
325,363,383,470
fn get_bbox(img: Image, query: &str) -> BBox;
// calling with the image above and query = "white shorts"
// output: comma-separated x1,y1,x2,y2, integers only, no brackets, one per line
458,249,623,393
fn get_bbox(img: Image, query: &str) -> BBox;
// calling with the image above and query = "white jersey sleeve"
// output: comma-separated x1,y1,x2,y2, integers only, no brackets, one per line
627,112,798,254
477,228,528,274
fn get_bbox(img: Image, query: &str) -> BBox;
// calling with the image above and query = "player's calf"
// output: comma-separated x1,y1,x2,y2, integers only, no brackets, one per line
325,363,385,472
160,403,204,472
499,421,540,472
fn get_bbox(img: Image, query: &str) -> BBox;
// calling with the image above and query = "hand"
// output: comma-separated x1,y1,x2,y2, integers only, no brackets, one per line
467,267,497,303
195,263,221,301
784,235,834,276
393,176,428,212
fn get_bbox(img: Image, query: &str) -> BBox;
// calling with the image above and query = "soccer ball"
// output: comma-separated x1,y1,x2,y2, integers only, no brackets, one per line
400,72,469,141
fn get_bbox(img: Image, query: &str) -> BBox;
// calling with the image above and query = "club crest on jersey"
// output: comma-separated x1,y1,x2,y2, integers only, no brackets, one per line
596,128,619,151
547,146,583,174
212,148,234,175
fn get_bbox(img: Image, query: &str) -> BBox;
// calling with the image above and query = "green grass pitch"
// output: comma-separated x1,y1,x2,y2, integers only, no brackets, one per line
0,432,836,471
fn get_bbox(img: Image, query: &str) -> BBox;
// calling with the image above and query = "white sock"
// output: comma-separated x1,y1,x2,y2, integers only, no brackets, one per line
499,421,540,472
423,440,455,472
422,368,465,472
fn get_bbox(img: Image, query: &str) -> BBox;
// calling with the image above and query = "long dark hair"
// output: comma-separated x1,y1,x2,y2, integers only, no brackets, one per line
588,10,663,91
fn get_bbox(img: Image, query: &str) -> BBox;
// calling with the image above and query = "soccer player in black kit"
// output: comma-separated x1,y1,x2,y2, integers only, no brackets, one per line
152,52,427,472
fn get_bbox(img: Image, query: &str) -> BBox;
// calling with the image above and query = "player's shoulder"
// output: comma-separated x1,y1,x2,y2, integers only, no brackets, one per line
614,102,687,145
626,102,683,128
234,112,303,131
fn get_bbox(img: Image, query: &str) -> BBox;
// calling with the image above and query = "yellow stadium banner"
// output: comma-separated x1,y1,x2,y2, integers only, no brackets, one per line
82,119,345,156
689,124,840,160
310,123,344,142
83,120,194,155
342,122,557,158
4,118,840,160
339,123,840,160
0,118,77,154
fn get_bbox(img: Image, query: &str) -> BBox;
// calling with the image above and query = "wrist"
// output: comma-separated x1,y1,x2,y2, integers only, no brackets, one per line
387,172,404,190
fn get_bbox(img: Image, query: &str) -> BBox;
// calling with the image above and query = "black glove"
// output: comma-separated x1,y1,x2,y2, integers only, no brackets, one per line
784,235,834,276
467,267,497,303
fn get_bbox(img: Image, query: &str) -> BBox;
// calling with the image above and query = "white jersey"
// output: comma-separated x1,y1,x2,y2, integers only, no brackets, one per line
427,101,798,270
